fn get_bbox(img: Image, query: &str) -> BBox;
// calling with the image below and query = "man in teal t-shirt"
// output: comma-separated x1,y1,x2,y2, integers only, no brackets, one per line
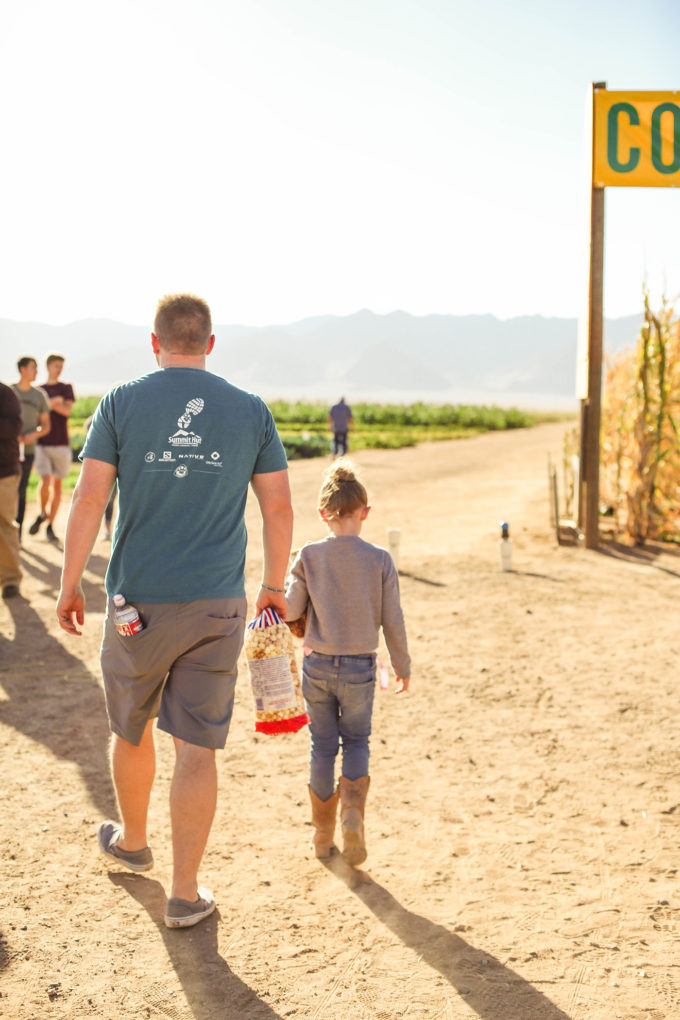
57,294,293,930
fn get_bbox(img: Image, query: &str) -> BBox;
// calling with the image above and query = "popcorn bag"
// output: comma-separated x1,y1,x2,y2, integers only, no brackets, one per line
245,608,309,735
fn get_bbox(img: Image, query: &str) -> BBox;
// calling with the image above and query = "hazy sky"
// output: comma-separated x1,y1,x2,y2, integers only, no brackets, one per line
2,0,679,327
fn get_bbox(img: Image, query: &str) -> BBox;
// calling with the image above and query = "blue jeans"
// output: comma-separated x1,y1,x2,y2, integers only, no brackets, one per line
302,651,376,801
332,431,348,456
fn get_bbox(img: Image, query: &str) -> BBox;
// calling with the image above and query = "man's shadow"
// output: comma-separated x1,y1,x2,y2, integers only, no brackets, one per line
0,580,115,820
324,855,571,1020
110,874,284,1020
19,546,111,604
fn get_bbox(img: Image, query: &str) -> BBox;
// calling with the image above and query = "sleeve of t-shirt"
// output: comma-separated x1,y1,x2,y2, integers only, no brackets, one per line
252,399,288,474
381,552,411,678
39,389,50,413
79,392,118,466
63,383,75,403
285,551,309,622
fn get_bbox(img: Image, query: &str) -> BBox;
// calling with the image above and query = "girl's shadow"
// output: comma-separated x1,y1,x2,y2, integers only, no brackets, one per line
323,854,571,1020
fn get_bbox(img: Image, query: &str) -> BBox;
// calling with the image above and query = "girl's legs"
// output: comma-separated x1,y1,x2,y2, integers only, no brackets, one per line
337,656,376,780
302,654,340,801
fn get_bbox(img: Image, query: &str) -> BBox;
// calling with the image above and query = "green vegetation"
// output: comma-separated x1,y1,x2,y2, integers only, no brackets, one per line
55,398,553,484
268,400,547,458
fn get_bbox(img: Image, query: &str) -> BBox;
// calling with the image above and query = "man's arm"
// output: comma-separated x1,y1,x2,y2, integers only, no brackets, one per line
250,469,294,617
23,410,51,445
57,458,117,635
49,396,74,417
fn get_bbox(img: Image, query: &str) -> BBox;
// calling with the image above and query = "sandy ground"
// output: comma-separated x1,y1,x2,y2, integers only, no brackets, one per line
1,419,679,1020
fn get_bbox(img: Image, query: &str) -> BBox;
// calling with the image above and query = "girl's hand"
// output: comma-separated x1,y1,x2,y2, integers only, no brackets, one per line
395,676,410,694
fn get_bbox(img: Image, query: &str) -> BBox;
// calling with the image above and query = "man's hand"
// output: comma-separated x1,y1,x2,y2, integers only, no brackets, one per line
395,676,410,694
255,586,287,618
57,585,86,635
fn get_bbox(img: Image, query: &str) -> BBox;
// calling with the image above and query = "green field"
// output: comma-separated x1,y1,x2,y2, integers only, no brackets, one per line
26,397,562,497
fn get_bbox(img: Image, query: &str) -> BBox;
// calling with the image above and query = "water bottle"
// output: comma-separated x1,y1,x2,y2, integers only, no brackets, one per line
112,593,144,636
499,520,513,571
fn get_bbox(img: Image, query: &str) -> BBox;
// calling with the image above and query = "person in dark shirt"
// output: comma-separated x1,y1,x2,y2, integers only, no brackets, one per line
28,353,75,544
13,356,51,542
328,397,354,457
0,381,23,598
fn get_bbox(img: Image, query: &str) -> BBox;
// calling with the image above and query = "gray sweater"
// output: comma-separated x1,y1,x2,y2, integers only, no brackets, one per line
285,534,411,679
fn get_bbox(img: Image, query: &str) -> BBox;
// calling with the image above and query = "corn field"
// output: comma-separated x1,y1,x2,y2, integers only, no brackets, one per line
600,293,680,543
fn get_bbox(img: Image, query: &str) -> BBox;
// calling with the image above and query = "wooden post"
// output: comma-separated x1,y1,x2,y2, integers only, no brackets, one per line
583,81,606,550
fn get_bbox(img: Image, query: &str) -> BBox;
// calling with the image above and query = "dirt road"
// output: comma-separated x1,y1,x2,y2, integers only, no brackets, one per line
1,420,678,1019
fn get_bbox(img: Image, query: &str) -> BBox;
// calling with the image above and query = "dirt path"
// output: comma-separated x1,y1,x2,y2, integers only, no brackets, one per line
1,420,678,1019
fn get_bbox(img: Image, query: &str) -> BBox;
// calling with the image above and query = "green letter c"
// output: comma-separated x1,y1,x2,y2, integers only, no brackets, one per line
607,102,640,173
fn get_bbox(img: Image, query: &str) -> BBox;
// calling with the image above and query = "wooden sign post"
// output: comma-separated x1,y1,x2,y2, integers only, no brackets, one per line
579,84,680,549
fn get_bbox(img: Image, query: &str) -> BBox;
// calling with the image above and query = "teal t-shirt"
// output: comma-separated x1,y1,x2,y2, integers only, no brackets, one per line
82,367,288,602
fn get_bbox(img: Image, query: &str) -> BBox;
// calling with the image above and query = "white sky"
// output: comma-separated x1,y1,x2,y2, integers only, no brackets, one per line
1,0,679,327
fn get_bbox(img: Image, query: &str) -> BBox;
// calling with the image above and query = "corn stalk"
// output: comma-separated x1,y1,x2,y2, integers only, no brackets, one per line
600,292,680,543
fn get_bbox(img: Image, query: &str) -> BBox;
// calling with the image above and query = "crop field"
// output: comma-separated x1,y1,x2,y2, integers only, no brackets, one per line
26,397,562,497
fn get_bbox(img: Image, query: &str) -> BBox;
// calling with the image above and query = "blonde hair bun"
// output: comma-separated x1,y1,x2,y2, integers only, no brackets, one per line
326,459,357,483
319,459,368,519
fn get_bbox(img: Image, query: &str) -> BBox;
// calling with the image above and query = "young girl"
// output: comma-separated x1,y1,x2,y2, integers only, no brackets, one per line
285,460,411,866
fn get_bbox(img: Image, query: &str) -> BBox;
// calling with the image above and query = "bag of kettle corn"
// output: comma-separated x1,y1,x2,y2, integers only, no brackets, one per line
245,608,309,735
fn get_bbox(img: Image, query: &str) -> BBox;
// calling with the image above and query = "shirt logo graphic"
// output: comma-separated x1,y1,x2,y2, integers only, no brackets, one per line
145,451,156,462
169,397,204,447
174,465,188,478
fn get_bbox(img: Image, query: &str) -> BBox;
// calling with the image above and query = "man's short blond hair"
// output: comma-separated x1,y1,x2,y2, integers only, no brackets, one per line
153,294,213,354
46,352,65,365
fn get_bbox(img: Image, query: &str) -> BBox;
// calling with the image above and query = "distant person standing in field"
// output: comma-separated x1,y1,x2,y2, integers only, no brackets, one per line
0,381,23,599
328,396,353,457
29,353,75,543
13,357,51,543
56,293,292,929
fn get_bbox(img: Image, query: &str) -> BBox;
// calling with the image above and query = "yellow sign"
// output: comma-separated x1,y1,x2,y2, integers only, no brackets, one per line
594,90,680,187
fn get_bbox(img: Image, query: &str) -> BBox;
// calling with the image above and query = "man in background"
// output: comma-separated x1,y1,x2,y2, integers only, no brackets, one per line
0,381,23,599
57,293,293,929
328,396,354,457
13,357,51,543
29,353,75,543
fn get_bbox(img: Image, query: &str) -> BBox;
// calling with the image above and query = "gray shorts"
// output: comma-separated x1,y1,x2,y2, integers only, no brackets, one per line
34,444,73,479
100,597,247,748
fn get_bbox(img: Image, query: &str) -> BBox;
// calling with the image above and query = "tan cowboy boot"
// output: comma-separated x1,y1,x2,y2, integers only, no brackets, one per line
309,786,339,858
339,775,370,866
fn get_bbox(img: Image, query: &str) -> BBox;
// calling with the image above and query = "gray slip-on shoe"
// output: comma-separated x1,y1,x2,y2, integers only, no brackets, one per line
98,820,154,873
164,887,216,928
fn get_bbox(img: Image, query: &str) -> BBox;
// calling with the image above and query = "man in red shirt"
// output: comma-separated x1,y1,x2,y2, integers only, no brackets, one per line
29,353,75,543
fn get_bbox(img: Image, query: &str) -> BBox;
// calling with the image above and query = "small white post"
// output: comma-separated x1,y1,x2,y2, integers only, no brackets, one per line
387,528,401,569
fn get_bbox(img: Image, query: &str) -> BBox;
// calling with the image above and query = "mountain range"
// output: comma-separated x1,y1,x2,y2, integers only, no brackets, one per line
0,309,643,409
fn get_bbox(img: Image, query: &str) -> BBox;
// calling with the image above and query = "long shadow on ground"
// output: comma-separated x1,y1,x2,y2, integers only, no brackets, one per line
324,854,571,1020
110,874,284,1020
598,538,680,578
0,568,115,820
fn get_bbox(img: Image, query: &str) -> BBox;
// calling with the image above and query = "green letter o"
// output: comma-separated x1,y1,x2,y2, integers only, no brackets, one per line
651,103,680,174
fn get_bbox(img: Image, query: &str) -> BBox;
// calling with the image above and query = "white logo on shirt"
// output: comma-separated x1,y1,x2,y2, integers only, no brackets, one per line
168,397,204,447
